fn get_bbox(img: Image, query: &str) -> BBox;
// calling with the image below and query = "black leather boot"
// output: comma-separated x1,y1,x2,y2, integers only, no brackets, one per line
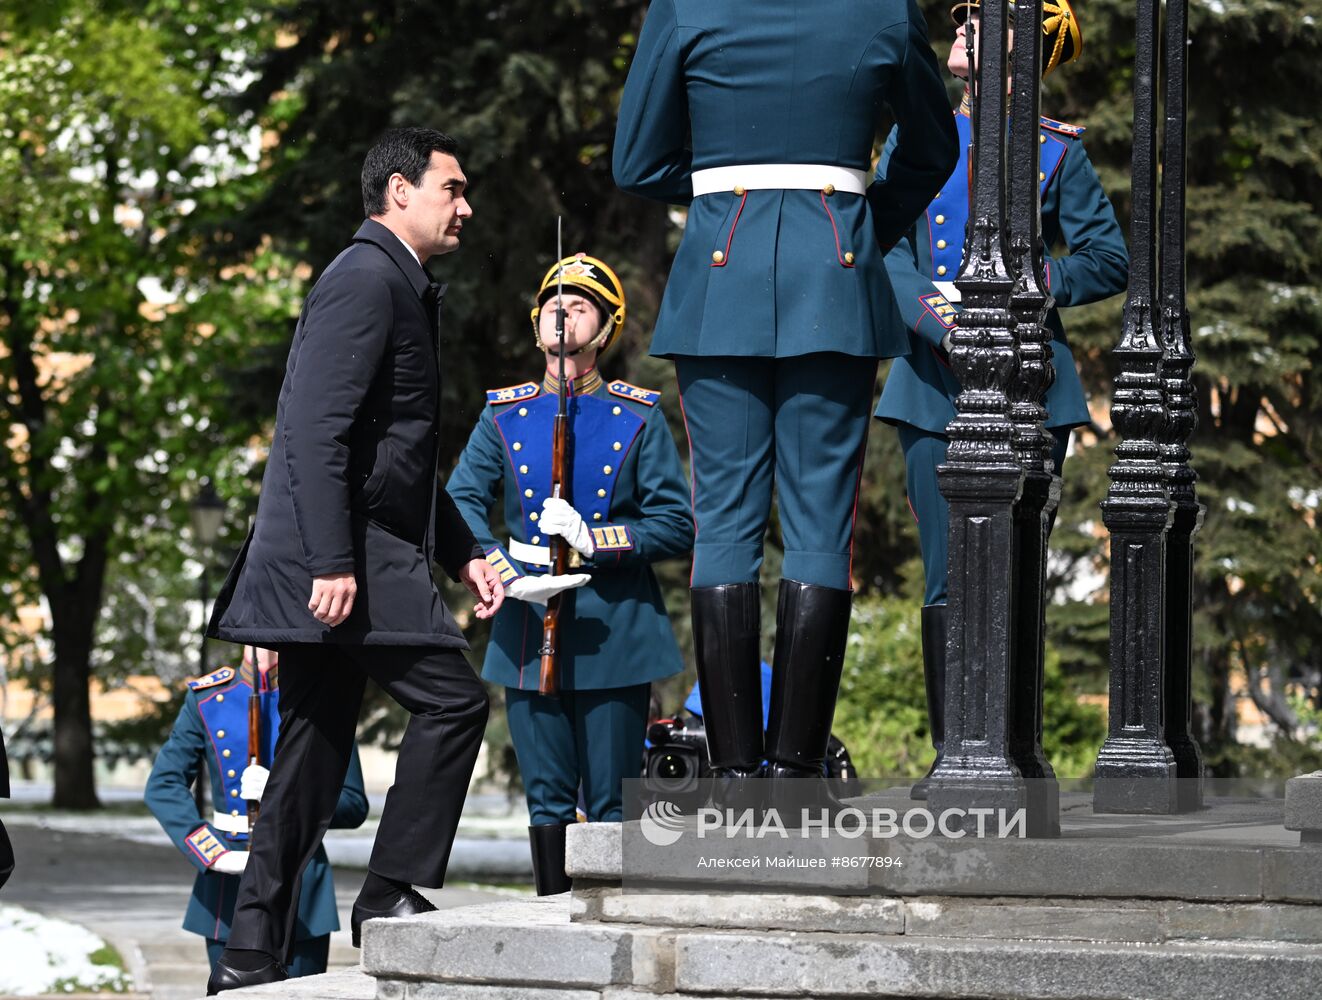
529,822,573,895
764,580,853,820
691,583,764,810
911,603,948,801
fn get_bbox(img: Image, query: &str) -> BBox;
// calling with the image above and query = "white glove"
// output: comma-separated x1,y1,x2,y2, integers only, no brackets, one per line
240,764,269,802
539,497,596,557
213,850,249,875
506,573,591,606
940,330,954,356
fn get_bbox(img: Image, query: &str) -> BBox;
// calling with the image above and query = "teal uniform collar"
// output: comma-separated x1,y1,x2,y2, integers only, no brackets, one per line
540,367,603,397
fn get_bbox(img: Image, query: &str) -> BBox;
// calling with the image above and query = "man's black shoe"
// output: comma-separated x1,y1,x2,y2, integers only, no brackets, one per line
351,887,437,948
205,957,287,995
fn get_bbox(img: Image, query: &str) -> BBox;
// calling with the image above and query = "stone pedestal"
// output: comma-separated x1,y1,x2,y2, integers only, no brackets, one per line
1284,771,1322,846
349,797,1321,1000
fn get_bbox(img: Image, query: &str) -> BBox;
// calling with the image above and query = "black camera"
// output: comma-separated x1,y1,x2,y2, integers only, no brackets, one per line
642,714,709,806
641,713,862,805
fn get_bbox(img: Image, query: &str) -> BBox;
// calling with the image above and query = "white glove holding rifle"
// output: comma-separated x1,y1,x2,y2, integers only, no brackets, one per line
538,497,596,557
240,764,269,803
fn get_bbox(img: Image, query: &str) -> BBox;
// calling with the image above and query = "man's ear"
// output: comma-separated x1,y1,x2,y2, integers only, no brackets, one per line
387,172,410,210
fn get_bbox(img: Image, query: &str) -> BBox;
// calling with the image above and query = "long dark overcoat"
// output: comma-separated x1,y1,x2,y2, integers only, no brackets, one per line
208,219,482,647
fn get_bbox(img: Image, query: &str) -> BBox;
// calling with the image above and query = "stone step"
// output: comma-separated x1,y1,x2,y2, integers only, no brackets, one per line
176,966,374,1000
362,895,1322,1000
566,805,1322,905
571,886,1322,944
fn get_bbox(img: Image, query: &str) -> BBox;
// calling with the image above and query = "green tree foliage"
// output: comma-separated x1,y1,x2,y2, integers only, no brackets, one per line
0,1,298,805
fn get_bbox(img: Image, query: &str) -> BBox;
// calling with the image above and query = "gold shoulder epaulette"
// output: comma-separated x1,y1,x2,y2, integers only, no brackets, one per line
486,382,539,406
1039,115,1086,138
607,380,661,407
187,666,235,691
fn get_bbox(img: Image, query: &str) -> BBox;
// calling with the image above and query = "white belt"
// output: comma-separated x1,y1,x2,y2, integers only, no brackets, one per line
509,539,551,566
691,164,867,198
213,810,251,835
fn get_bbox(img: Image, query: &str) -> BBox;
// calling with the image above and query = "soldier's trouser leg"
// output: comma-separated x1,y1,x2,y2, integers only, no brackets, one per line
674,356,775,587
507,684,650,824
771,353,876,589
898,424,1074,607
897,425,951,607
227,645,487,961
676,353,874,587
574,684,651,822
284,935,330,977
506,688,581,826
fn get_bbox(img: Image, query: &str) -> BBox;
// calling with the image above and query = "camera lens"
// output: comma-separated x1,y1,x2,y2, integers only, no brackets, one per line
657,753,690,782
645,747,700,794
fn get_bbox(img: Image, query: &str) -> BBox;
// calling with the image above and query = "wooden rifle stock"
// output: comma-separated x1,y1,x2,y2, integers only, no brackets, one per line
246,685,262,836
539,407,570,695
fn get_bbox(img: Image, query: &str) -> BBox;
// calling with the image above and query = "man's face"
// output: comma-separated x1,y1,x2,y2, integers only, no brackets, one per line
399,151,472,259
538,292,605,358
948,14,1015,80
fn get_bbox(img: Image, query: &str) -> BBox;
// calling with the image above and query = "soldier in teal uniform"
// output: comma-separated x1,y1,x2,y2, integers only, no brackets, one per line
873,0,1129,797
446,254,692,892
613,0,957,807
145,647,369,976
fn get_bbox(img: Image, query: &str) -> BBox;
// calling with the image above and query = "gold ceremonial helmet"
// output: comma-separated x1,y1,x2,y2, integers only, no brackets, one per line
950,0,1083,77
530,252,628,356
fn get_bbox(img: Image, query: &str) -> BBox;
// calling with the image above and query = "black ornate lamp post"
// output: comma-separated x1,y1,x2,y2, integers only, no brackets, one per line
928,0,1043,833
1093,0,1178,813
1157,0,1205,813
1005,0,1061,837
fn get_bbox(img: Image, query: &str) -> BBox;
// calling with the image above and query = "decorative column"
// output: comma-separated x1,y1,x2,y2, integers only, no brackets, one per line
929,0,1040,833
1157,0,1205,813
1094,0,1177,814
1004,0,1061,837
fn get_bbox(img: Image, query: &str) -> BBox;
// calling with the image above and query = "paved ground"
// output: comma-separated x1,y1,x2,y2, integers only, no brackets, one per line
0,807,527,999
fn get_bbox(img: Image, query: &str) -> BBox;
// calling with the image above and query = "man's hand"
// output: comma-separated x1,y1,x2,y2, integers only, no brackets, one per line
240,765,269,803
309,573,356,627
213,850,249,876
940,330,954,356
539,497,596,557
459,558,505,620
505,573,592,607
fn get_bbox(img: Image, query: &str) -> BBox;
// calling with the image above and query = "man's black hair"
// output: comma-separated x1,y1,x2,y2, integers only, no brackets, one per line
361,127,459,217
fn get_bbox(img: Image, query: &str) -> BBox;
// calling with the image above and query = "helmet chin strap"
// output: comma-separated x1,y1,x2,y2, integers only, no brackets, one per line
535,316,615,356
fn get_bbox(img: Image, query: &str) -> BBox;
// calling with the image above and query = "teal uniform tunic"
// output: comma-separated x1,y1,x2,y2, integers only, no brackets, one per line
144,663,368,973
874,102,1129,604
446,375,693,823
613,0,958,590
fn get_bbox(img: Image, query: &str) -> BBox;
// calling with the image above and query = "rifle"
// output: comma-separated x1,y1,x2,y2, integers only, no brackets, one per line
246,666,262,837
539,219,569,696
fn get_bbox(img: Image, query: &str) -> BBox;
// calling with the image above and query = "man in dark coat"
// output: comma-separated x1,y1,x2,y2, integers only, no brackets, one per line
204,127,504,993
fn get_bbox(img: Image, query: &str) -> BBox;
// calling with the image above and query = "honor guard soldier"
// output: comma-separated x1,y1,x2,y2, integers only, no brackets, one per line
447,253,693,893
873,0,1128,797
613,0,958,809
145,647,369,977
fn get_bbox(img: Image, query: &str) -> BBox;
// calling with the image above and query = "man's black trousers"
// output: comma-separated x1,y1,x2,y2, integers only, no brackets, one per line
226,643,489,960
